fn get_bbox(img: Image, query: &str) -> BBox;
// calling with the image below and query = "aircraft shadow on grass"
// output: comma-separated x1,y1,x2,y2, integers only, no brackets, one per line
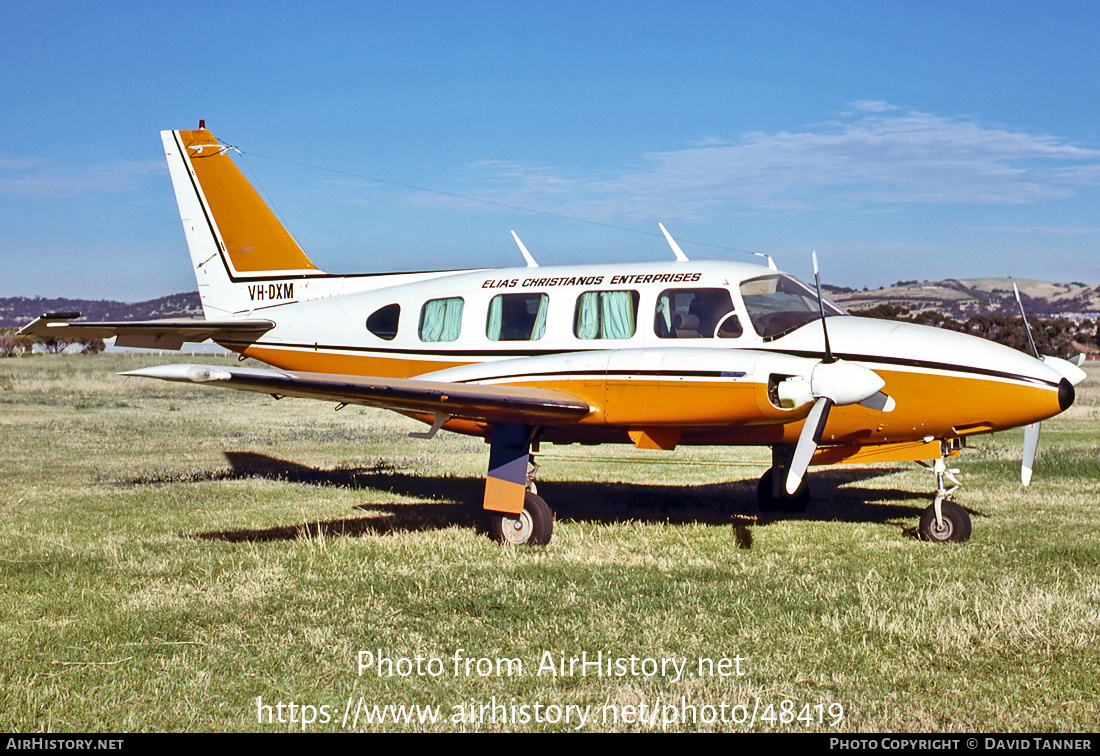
135,451,961,547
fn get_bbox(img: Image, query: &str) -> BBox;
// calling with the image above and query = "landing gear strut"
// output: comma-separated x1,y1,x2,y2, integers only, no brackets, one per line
483,424,554,546
757,445,811,512
917,448,971,543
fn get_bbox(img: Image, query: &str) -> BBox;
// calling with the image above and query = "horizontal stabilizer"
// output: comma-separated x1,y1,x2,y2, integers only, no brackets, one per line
121,364,592,425
19,313,274,350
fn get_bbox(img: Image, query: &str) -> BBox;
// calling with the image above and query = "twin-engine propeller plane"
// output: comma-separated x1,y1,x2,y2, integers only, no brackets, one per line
22,126,1087,546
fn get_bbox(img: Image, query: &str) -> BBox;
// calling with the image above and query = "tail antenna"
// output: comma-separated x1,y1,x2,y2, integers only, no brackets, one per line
658,223,690,262
511,231,539,268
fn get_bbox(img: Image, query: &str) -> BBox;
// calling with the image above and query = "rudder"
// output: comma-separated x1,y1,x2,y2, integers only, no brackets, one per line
161,128,325,318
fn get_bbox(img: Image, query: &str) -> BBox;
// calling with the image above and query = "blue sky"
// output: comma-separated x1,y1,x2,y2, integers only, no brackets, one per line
2,0,1099,300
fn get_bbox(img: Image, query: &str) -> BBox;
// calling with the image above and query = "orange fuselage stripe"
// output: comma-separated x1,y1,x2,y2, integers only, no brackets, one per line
240,345,1061,448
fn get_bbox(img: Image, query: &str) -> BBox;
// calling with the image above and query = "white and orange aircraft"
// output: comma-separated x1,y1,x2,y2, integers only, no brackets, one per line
21,126,1088,546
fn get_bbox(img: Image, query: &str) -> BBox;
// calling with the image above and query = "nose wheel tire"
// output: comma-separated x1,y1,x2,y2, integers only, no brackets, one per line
918,500,971,543
489,492,553,546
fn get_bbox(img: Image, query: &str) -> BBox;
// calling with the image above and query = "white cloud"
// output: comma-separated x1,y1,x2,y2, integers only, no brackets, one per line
0,158,165,198
449,103,1100,220
972,225,1100,237
847,100,901,113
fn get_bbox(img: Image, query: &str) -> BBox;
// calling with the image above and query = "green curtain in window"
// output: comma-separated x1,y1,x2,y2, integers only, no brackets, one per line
531,295,548,340
421,299,444,342
486,295,504,340
576,291,635,339
441,298,463,341
421,298,463,342
575,292,600,339
601,291,635,339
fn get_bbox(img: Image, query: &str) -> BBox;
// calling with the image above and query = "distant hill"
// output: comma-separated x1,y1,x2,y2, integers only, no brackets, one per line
0,292,202,328
829,278,1100,319
4,277,1099,330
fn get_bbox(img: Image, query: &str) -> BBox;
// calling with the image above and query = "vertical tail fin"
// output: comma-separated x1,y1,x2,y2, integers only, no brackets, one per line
161,128,325,318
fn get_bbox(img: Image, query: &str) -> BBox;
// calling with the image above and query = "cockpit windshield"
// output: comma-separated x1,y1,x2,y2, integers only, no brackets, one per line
739,274,846,340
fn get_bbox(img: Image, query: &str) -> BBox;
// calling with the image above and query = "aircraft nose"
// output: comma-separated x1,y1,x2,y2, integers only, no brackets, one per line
1059,377,1075,412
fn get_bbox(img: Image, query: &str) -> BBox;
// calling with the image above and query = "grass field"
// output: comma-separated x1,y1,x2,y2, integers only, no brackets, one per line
1,354,1098,732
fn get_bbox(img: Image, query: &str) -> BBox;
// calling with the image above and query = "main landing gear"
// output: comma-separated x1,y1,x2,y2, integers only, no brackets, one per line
756,467,810,512
757,445,811,512
488,490,554,546
483,423,554,546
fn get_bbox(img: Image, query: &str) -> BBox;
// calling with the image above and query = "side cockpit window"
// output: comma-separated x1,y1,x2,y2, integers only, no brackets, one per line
486,293,548,341
739,274,844,339
366,303,400,341
419,297,464,342
654,288,741,339
574,290,639,339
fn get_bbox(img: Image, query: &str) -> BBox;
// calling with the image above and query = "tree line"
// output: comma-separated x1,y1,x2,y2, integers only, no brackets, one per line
855,305,1098,357
0,329,105,357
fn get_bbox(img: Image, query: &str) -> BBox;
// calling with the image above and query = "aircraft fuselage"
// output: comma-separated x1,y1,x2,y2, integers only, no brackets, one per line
218,259,1072,453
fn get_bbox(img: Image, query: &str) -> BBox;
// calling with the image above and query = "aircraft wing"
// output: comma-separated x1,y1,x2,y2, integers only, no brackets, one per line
122,364,593,425
18,313,275,350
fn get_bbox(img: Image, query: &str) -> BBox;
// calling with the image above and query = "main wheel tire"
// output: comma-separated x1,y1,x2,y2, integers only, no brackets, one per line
757,468,810,512
918,500,972,543
489,491,554,546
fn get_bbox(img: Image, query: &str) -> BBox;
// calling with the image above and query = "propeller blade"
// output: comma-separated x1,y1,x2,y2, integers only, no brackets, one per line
859,390,896,412
1040,355,1088,387
1013,283,1039,358
1011,283,1067,487
786,396,833,495
783,251,886,496
1022,422,1040,486
812,250,834,363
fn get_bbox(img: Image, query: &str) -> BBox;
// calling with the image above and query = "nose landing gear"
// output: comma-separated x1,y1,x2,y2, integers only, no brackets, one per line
916,453,972,543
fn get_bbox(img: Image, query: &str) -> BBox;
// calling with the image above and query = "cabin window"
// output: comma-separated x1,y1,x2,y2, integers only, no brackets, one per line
366,303,400,341
486,293,548,341
739,274,844,339
419,297,464,342
654,288,739,339
573,290,639,340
